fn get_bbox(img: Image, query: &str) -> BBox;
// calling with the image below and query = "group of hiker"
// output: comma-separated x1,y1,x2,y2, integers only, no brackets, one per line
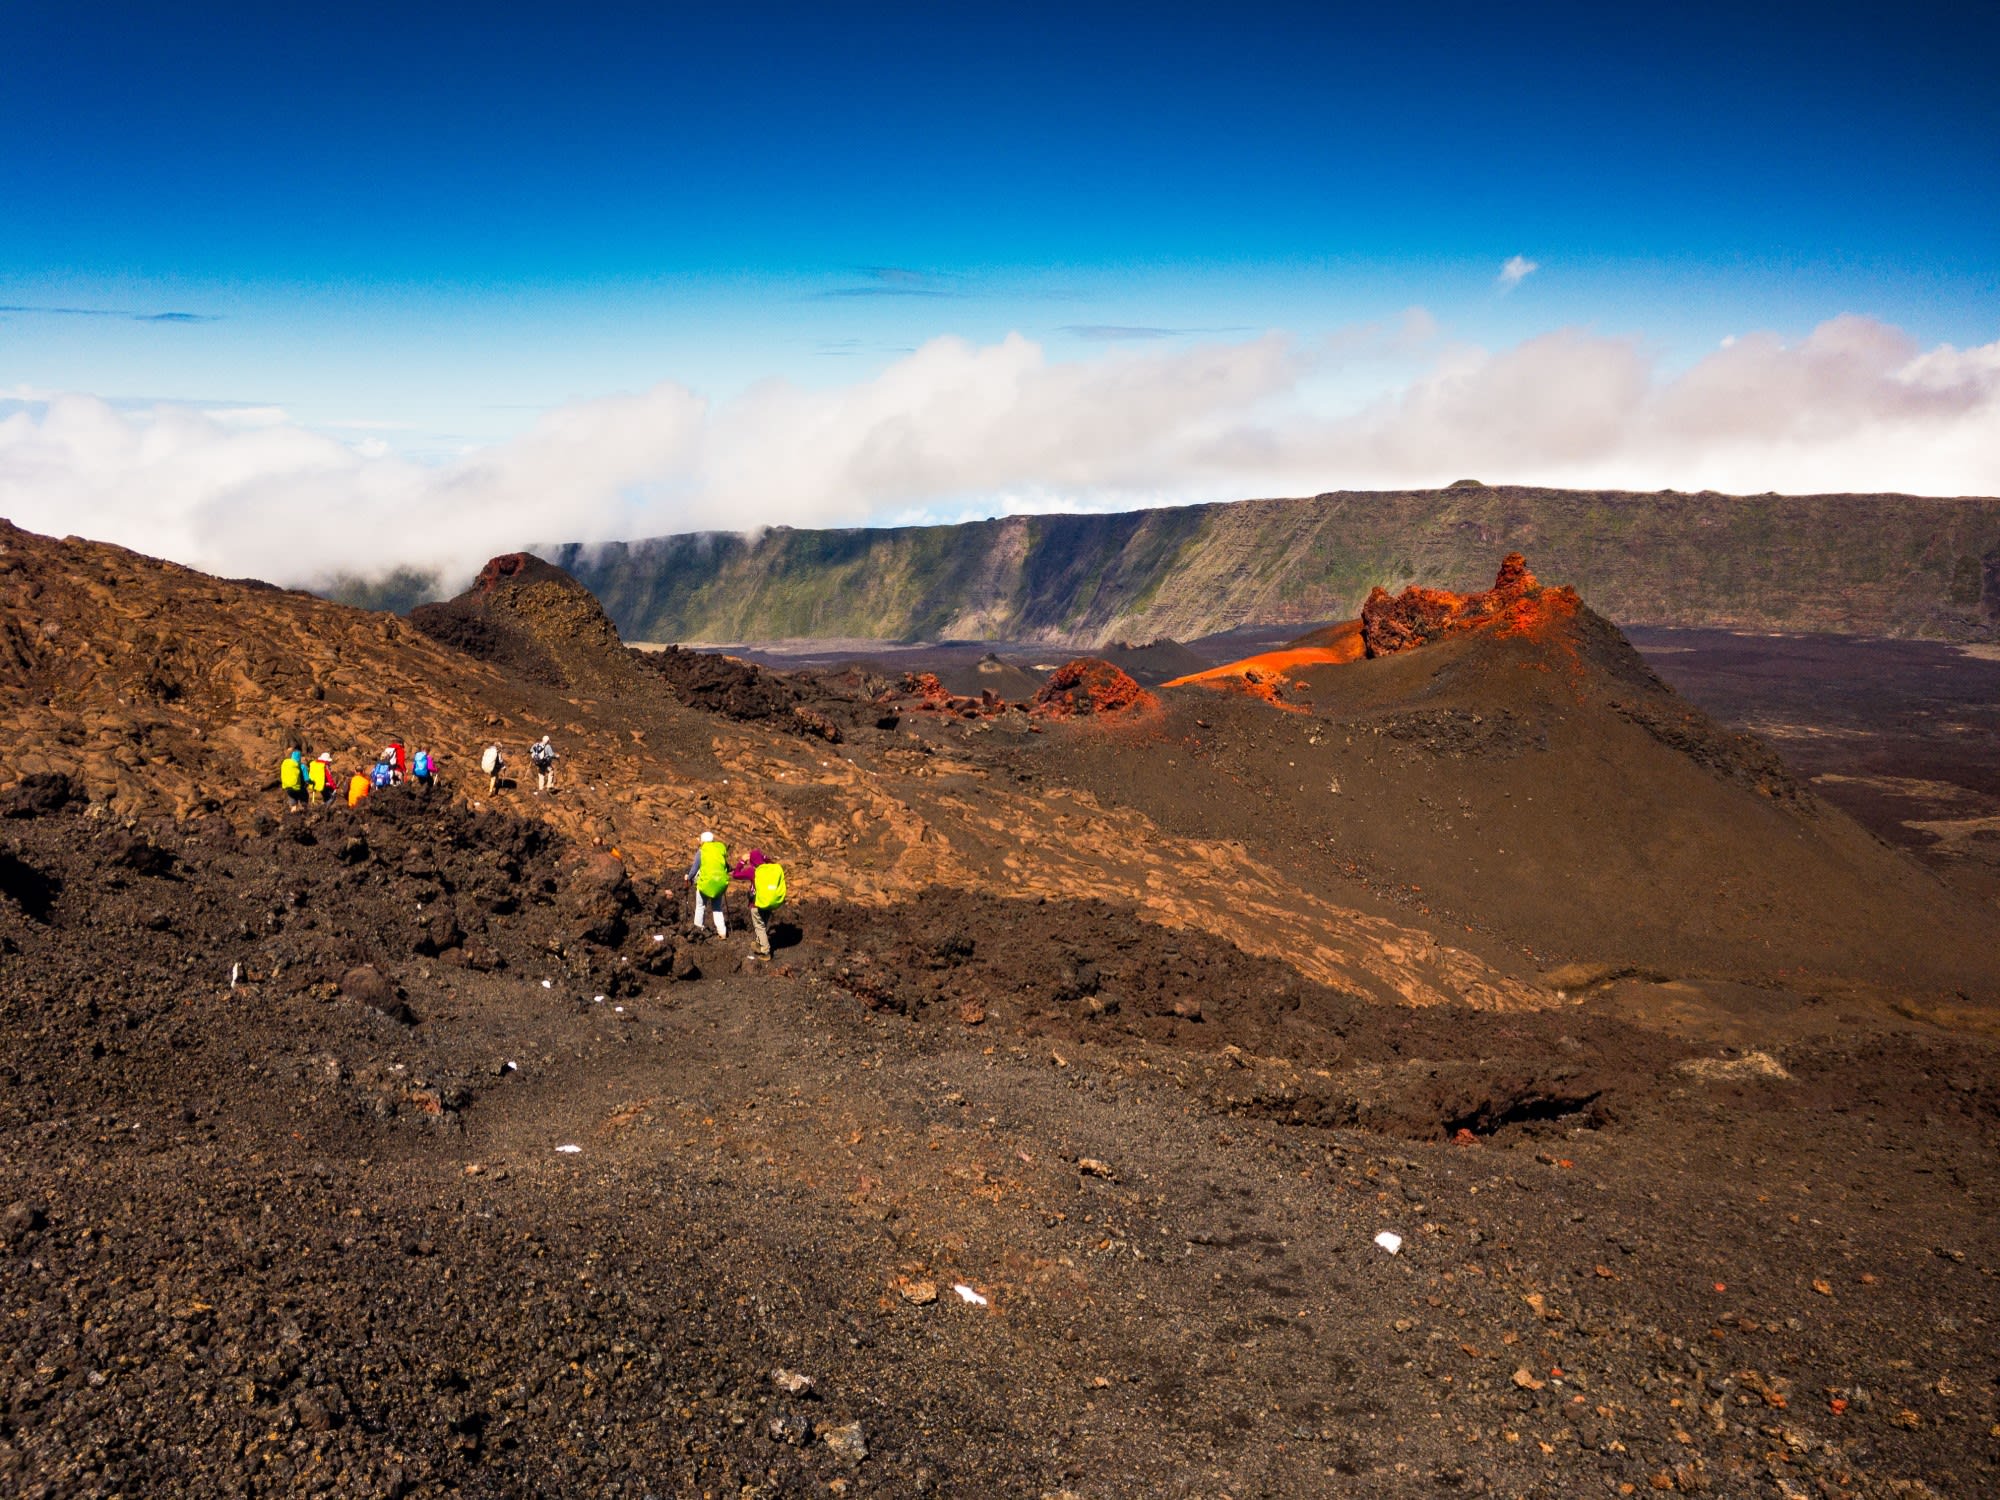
477,735,560,795
284,735,562,808
279,741,438,812
278,736,791,958
685,830,787,959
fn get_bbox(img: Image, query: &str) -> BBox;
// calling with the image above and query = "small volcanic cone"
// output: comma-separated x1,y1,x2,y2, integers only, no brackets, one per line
1029,658,1157,719
1361,553,1578,658
411,552,631,691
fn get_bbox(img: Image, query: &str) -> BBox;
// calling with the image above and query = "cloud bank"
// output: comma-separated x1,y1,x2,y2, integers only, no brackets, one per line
2,313,1996,592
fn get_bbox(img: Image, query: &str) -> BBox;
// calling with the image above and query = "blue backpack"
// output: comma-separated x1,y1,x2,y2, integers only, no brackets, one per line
413,751,432,778
370,762,395,789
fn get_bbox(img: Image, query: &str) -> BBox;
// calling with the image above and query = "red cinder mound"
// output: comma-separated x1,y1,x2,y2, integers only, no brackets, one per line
1361,553,1579,658
1029,658,1157,719
473,552,549,591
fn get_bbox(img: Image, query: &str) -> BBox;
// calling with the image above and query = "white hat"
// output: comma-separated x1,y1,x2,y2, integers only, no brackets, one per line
700,831,715,842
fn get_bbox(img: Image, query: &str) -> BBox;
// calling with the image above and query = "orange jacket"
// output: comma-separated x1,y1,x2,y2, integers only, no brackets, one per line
347,772,370,808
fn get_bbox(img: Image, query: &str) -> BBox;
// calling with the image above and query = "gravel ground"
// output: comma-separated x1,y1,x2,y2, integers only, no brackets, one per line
3,791,1997,1498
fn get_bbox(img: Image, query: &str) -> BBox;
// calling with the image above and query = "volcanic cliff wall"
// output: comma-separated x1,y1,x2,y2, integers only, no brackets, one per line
545,485,2000,647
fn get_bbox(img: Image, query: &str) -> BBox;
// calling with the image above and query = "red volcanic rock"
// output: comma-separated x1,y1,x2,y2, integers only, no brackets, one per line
1360,553,1576,658
1492,552,1535,593
1028,659,1157,720
891,672,1022,719
473,553,537,591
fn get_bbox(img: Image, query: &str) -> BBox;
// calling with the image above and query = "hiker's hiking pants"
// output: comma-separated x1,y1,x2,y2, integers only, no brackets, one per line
694,889,726,938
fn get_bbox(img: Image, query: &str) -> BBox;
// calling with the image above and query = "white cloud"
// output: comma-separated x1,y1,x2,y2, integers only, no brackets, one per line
1497,255,1539,291
1,313,1997,592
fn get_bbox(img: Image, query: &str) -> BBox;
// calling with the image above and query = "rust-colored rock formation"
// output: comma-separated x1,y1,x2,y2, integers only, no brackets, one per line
887,671,1013,720
1360,553,1578,658
473,552,543,590
1028,658,1157,720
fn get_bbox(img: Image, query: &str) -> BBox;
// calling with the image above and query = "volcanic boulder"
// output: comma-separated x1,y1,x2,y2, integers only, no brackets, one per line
0,1201,47,1252
340,964,416,1025
0,772,83,819
1360,553,1578,658
562,850,636,946
418,902,466,956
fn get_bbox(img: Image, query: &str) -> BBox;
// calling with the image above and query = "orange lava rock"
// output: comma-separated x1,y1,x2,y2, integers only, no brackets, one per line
1359,553,1581,658
1161,625,1366,708
1028,659,1157,720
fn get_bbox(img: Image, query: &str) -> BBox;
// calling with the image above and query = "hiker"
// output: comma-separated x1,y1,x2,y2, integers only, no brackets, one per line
369,753,397,792
278,749,308,813
385,741,407,781
529,734,558,794
731,847,787,959
684,831,730,938
410,747,436,791
346,767,372,808
480,743,504,793
306,751,333,804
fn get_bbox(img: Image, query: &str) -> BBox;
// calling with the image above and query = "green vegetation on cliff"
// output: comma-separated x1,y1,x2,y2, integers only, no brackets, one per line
551,485,2000,645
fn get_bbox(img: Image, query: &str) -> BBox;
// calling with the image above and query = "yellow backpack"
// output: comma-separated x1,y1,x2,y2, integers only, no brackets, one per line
753,861,787,910
279,756,303,791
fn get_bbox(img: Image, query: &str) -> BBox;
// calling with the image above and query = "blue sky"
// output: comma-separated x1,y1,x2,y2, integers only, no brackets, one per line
2,2,1997,583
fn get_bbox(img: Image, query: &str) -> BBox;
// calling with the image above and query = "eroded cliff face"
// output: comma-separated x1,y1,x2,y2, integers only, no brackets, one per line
550,485,2000,647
